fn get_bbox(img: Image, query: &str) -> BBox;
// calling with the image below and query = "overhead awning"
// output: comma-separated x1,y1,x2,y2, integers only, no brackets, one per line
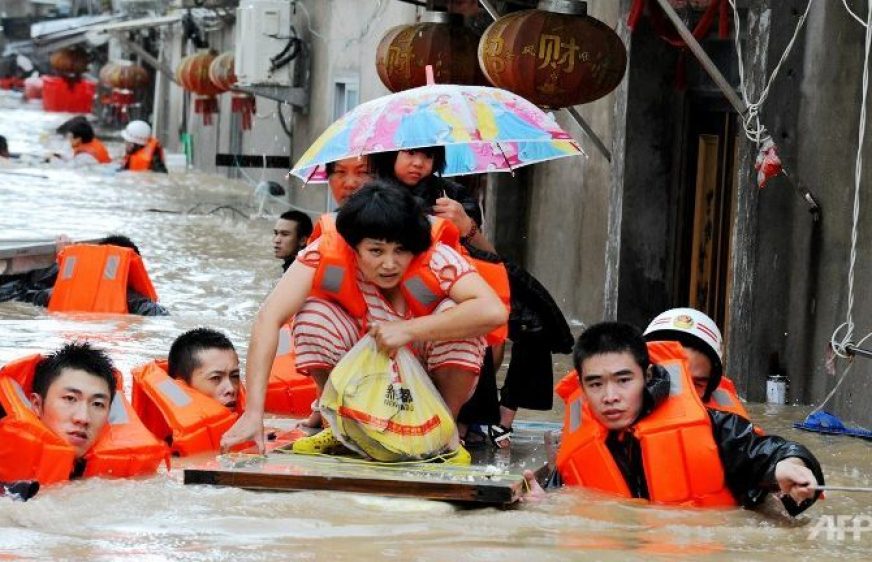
28,14,123,53
20,13,181,56
85,13,182,35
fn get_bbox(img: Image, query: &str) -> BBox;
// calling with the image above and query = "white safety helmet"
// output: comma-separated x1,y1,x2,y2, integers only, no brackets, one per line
121,120,151,145
643,307,723,375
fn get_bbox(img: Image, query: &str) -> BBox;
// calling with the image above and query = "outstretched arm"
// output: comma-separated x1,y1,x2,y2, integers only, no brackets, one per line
709,410,824,515
220,260,316,452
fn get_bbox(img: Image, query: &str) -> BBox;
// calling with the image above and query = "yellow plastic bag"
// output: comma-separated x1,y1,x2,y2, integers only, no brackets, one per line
319,335,459,462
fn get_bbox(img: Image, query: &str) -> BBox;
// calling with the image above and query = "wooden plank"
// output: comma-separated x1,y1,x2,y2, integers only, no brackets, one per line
0,238,101,260
183,421,558,506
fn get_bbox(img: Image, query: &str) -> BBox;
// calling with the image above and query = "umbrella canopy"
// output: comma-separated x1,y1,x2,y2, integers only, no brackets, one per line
290,83,584,183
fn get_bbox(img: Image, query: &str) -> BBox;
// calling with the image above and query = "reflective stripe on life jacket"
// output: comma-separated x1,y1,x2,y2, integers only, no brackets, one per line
310,224,446,321
131,360,242,456
47,244,159,314
706,376,751,419
124,137,161,171
74,138,111,164
556,341,736,507
0,354,168,483
265,323,318,416
645,342,752,420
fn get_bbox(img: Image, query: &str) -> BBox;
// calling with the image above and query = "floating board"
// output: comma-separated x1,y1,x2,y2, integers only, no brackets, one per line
0,238,101,260
183,421,559,506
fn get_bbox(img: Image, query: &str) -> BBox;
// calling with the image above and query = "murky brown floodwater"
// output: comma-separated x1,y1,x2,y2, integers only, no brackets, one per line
1,94,870,561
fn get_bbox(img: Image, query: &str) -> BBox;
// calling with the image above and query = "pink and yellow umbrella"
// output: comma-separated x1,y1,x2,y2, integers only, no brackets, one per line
290,81,584,183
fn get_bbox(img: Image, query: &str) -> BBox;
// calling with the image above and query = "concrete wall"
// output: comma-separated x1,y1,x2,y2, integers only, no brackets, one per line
756,0,872,423
489,0,622,328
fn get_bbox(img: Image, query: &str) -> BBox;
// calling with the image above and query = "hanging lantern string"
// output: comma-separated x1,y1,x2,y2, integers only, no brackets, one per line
728,0,812,145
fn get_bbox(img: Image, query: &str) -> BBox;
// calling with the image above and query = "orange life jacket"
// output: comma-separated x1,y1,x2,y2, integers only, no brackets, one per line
265,323,318,416
124,137,162,171
0,354,169,485
556,340,737,507
131,360,244,456
74,138,111,164
47,244,159,314
707,375,750,419
555,369,580,403
310,213,509,343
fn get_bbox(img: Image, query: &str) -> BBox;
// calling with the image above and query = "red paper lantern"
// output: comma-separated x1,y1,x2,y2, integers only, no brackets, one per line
50,47,89,75
208,52,236,93
375,12,487,92
478,3,627,108
99,61,149,91
208,52,256,130
176,51,222,126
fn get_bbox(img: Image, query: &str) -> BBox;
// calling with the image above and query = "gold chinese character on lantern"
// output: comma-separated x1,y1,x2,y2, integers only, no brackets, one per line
478,9,627,108
537,34,582,73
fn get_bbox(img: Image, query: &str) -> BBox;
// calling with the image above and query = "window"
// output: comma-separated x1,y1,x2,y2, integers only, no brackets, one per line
328,77,360,210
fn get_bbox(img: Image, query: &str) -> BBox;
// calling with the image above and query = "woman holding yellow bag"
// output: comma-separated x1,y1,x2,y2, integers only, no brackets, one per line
220,181,507,463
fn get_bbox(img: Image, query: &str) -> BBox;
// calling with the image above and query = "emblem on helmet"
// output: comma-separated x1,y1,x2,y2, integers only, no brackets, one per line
673,315,694,330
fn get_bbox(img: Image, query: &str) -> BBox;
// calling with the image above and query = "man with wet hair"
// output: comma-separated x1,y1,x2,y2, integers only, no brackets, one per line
273,210,313,272
527,322,824,516
168,328,241,410
29,342,116,460
48,120,111,166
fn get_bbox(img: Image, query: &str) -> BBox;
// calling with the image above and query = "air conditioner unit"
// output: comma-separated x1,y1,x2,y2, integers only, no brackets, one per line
235,0,292,86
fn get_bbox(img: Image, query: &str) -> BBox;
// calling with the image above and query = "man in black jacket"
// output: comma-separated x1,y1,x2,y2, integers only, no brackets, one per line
527,322,823,516
0,235,168,316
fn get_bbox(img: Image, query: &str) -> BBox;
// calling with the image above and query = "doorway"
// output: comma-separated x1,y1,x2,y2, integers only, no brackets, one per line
674,107,738,334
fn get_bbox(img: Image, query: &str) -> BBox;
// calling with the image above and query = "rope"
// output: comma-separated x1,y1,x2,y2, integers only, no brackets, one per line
842,0,868,27
813,1,872,414
830,0,872,360
728,0,813,144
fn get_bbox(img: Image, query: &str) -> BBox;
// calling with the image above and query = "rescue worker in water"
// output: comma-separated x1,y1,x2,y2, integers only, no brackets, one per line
119,121,167,173
525,322,824,516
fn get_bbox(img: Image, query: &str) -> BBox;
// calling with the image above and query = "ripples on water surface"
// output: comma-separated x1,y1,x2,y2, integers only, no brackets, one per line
1,94,870,560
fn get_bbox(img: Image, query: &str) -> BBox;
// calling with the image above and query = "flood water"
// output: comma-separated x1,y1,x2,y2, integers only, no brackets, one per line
1,95,870,561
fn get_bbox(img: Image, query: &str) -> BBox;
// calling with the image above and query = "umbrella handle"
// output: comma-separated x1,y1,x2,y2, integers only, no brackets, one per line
425,65,435,86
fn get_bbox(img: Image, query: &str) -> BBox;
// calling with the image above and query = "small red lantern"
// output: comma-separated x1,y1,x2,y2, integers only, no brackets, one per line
208,52,256,131
176,51,222,126
101,61,149,90
375,11,487,92
478,1,627,108
98,61,149,122
50,47,89,76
